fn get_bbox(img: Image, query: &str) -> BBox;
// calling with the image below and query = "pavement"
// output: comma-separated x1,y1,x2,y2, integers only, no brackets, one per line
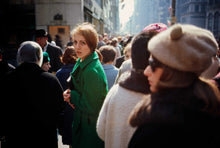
0,135,68,148
58,135,69,148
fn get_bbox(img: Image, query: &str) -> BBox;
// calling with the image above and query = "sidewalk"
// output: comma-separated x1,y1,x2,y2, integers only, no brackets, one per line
0,135,68,148
58,135,69,148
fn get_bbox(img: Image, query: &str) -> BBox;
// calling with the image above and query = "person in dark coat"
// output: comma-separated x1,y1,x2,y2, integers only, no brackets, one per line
128,24,220,148
56,46,77,146
56,46,77,90
2,41,66,148
0,49,15,147
0,49,15,78
35,29,63,73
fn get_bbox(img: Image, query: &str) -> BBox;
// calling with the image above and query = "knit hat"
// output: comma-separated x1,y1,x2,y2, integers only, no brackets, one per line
42,52,50,63
143,23,168,33
148,24,218,75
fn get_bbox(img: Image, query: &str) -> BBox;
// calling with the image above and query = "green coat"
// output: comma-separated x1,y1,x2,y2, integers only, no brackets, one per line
70,51,108,148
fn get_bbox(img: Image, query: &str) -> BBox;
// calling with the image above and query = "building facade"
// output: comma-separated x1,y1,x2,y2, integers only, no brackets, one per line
119,0,172,35
119,0,219,39
176,0,220,38
206,0,220,38
176,0,207,28
35,0,119,47
0,0,119,50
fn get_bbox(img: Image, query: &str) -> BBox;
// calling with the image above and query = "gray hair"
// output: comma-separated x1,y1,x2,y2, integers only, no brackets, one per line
17,41,43,66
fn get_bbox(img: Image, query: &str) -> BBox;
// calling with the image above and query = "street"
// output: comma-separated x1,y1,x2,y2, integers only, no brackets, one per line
58,135,69,148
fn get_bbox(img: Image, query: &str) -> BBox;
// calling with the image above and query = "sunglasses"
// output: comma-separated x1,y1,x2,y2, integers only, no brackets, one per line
148,57,161,72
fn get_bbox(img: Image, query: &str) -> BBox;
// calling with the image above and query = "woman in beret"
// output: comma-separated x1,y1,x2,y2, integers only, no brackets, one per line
128,24,220,148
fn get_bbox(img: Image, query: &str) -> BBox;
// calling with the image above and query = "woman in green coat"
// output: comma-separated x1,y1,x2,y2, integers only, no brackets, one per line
63,22,108,148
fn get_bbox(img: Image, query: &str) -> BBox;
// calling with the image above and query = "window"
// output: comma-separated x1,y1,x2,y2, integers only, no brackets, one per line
214,12,220,36
195,5,199,12
208,13,213,31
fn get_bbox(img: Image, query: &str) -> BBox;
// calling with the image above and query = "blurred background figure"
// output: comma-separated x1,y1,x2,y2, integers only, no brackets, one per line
41,52,51,72
56,46,77,148
99,45,119,90
110,37,121,59
97,34,106,49
114,43,132,83
56,46,77,90
35,29,63,73
0,49,15,77
2,41,65,148
55,34,63,49
115,36,133,68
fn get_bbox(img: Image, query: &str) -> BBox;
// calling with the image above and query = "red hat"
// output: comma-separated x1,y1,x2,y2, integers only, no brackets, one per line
143,23,168,33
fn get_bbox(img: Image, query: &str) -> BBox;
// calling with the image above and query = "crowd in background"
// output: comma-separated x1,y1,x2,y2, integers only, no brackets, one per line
0,22,220,148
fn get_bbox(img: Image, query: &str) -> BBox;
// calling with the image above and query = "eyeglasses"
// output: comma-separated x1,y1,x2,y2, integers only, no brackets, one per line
148,57,161,72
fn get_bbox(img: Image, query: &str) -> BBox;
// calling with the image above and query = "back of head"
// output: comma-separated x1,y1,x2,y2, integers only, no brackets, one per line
131,30,158,72
17,41,43,66
61,46,77,64
99,45,116,64
119,31,158,94
131,23,167,72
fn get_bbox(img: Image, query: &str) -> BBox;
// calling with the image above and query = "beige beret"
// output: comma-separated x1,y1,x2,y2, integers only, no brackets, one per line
148,24,218,75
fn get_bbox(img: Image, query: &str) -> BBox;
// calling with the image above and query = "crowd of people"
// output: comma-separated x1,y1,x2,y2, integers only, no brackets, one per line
0,21,220,148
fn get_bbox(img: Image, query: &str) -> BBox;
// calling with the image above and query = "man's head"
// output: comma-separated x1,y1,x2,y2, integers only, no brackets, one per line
99,45,116,65
35,29,48,48
17,41,43,66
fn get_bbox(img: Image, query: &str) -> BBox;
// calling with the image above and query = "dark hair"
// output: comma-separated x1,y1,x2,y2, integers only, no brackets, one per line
95,49,103,62
152,56,220,115
60,46,77,64
131,30,158,71
119,30,158,94
99,45,116,64
151,56,197,89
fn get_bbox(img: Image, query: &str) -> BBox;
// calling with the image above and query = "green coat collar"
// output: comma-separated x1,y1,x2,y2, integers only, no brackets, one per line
72,51,99,72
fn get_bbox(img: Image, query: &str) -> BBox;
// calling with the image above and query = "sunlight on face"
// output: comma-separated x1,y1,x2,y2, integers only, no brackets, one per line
73,34,91,61
144,65,163,93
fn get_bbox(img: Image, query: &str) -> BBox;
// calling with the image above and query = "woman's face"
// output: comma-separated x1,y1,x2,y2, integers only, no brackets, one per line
124,50,131,60
36,37,47,48
73,34,91,61
41,62,51,72
144,56,163,93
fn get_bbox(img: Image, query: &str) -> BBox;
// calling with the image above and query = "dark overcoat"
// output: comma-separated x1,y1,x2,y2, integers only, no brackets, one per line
128,87,220,148
46,43,63,72
3,63,66,148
